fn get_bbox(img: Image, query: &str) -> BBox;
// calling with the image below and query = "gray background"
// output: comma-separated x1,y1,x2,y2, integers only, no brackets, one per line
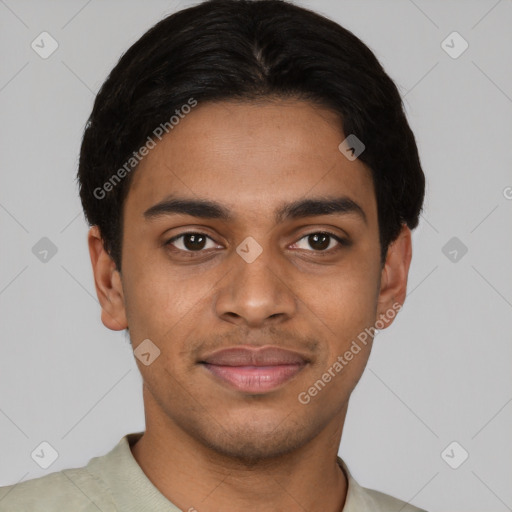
1,0,511,510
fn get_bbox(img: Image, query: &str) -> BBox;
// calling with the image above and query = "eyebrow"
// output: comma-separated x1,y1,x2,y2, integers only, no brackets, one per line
143,195,367,224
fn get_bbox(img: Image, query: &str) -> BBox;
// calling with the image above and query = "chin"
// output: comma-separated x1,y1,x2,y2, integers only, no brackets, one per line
205,431,301,465
195,414,321,466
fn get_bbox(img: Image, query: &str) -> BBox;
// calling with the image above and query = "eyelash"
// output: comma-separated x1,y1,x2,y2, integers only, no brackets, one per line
164,231,349,255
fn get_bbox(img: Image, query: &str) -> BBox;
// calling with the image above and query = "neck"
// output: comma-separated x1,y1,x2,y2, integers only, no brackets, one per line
131,393,349,512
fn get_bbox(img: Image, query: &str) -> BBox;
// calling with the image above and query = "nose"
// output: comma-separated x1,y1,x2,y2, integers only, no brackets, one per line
214,242,297,328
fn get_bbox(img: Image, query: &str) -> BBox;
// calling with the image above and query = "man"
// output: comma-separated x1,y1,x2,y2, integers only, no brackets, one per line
0,0,427,510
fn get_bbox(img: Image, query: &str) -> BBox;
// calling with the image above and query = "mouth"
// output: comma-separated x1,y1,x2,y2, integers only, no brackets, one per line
199,346,309,394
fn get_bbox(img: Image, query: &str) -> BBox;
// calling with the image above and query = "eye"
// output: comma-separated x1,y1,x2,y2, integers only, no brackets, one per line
165,232,221,252
291,232,347,252
164,230,348,256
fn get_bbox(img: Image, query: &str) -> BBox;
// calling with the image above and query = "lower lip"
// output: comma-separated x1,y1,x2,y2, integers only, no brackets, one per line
202,363,304,393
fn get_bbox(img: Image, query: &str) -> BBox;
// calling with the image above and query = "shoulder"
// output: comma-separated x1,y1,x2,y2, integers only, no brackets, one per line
0,462,115,512
361,486,428,512
338,458,428,512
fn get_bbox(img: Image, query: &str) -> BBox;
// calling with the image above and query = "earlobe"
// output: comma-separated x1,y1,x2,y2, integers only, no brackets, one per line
376,225,412,330
88,226,128,331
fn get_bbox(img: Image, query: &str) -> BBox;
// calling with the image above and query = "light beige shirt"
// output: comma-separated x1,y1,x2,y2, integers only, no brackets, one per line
0,432,427,511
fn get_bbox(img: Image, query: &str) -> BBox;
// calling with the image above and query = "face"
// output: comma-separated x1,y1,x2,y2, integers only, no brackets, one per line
90,99,411,463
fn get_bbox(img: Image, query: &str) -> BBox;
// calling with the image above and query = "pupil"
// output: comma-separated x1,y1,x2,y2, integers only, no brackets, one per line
181,233,331,251
184,234,206,251
309,233,329,250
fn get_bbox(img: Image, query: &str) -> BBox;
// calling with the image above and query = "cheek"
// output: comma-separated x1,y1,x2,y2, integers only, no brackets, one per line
304,277,377,399
307,264,379,360
121,263,188,342
122,258,224,353
314,261,379,319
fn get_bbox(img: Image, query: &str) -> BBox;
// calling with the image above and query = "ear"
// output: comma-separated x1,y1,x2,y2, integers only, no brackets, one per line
88,226,128,331
375,225,412,330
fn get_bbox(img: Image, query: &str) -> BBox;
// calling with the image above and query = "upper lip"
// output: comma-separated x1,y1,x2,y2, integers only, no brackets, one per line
200,346,309,366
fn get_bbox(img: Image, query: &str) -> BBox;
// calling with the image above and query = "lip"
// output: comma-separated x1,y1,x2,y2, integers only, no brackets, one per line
200,346,309,394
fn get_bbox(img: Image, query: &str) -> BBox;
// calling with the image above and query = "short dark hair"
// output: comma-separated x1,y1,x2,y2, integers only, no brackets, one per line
77,0,425,270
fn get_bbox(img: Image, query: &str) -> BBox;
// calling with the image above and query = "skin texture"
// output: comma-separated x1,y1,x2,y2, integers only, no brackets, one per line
88,99,412,512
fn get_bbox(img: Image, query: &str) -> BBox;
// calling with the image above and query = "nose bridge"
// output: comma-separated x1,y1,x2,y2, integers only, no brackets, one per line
215,236,296,326
235,239,278,290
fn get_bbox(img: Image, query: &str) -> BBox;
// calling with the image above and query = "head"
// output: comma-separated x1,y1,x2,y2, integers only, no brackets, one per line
79,0,424,463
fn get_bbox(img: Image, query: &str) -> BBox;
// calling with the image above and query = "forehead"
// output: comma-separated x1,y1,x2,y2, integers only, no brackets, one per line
124,99,376,223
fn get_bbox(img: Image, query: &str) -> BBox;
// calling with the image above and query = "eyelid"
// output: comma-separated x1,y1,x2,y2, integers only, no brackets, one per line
290,231,349,254
164,230,349,253
165,232,222,251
